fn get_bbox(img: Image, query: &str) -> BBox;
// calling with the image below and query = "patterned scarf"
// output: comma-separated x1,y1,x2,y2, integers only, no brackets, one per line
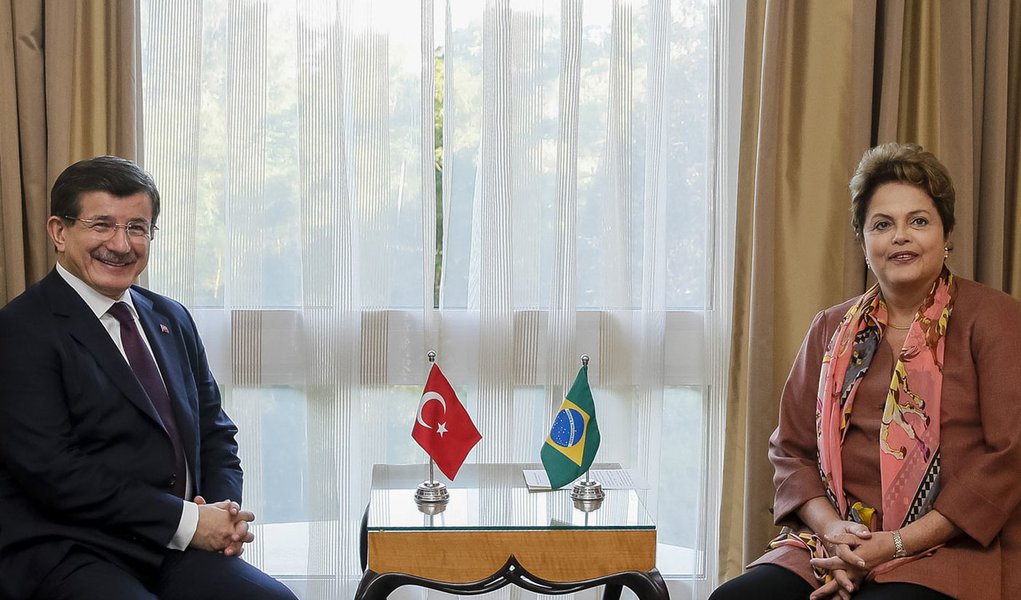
769,269,955,580
818,268,955,529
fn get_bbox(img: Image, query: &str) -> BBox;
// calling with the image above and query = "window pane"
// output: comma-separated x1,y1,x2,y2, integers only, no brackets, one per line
657,386,705,576
663,2,710,309
142,0,429,309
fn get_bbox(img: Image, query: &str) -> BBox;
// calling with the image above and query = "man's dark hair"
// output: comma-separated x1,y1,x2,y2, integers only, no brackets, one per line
50,156,161,224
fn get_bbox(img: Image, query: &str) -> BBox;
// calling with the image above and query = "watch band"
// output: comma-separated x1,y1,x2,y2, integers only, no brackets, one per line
892,530,907,558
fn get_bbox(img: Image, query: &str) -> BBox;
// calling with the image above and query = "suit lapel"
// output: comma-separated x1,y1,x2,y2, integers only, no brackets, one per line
131,290,198,469
41,272,164,426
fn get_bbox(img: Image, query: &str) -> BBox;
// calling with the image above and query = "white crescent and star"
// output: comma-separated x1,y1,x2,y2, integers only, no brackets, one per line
416,391,449,437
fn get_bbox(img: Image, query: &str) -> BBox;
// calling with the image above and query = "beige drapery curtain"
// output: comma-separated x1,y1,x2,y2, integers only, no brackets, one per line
720,0,1021,582
0,0,138,305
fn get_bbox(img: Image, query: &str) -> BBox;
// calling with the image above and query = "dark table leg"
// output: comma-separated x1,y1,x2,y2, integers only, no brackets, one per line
354,558,669,600
615,568,669,600
354,567,513,600
603,583,624,600
353,569,381,600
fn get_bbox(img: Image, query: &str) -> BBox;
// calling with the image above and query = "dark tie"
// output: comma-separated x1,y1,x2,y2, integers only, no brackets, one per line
108,302,186,498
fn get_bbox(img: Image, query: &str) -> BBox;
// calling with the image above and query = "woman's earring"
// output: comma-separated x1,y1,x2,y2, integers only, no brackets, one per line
944,246,950,259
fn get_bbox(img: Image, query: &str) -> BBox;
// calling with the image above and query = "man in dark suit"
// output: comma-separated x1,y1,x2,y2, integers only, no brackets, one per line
0,156,297,599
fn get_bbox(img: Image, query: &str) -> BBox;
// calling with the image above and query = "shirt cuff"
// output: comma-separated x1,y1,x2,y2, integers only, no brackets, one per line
167,501,199,550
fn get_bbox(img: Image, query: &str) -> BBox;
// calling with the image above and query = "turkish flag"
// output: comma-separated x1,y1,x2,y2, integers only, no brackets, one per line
411,364,482,480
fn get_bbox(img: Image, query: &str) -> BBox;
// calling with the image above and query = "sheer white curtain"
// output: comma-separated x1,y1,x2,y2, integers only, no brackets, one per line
140,1,740,598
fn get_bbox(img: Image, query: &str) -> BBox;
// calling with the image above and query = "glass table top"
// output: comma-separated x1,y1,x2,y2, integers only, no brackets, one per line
368,463,655,531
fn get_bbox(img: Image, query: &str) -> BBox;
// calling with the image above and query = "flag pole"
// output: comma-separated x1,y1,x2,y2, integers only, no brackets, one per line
416,349,450,510
571,354,604,503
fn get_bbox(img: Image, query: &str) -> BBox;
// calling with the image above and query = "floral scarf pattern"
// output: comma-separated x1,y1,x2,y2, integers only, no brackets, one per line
818,268,955,529
768,269,955,581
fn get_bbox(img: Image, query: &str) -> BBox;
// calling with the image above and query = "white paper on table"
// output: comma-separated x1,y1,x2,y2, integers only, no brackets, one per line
522,468,648,491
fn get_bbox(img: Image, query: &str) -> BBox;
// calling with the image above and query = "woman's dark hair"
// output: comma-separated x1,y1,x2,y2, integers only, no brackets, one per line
51,155,161,224
849,142,955,241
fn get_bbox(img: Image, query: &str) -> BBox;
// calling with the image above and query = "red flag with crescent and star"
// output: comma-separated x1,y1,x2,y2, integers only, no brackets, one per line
411,363,481,480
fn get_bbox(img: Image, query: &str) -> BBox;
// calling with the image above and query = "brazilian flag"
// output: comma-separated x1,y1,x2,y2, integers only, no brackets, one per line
541,365,600,489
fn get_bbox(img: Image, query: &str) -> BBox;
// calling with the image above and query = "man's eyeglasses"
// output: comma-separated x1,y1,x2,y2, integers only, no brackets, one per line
63,216,158,241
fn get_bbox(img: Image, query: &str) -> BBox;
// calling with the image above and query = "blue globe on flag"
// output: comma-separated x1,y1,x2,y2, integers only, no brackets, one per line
549,408,585,447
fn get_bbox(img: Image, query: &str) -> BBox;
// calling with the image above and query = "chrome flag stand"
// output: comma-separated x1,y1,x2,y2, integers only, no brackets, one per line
415,351,450,509
570,470,605,502
415,458,450,511
573,492,604,514
415,458,450,504
570,355,604,502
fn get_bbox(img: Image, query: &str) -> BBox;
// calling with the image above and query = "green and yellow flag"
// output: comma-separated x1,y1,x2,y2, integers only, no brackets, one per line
541,365,600,489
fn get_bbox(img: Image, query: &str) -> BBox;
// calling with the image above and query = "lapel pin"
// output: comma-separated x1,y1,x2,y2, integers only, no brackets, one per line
160,324,170,334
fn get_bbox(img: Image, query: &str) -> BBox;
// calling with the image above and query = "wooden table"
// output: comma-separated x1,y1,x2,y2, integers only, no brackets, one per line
354,463,669,600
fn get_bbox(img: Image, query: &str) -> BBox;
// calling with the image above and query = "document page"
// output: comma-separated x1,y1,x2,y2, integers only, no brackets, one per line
522,468,647,490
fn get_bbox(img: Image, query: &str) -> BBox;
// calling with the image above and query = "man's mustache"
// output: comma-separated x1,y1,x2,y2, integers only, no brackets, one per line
91,250,137,265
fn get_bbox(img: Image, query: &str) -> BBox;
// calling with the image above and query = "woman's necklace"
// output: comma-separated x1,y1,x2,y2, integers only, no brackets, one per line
887,321,912,331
